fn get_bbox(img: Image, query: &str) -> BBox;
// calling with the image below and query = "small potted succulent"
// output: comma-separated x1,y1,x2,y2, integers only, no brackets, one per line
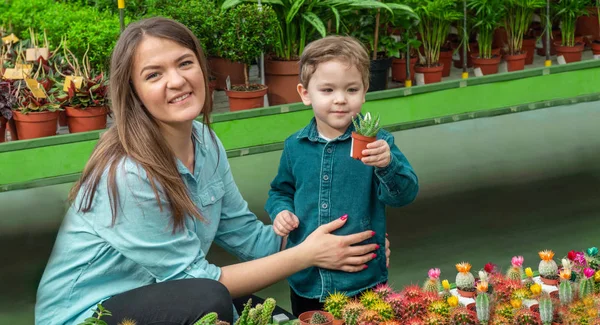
507,255,525,281
456,262,476,298
538,250,559,286
423,268,442,293
0,80,16,142
475,280,490,325
323,291,349,324
351,112,381,160
558,259,574,306
341,300,365,325
299,310,334,325
234,297,277,325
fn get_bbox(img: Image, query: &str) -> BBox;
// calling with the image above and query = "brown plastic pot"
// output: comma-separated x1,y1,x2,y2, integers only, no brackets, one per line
415,64,444,84
351,132,376,160
457,288,476,298
265,58,301,106
208,57,245,90
439,49,453,77
391,57,417,83
504,52,528,72
554,42,585,63
225,85,268,111
12,110,59,140
65,106,108,133
593,40,600,55
298,311,334,325
471,54,502,75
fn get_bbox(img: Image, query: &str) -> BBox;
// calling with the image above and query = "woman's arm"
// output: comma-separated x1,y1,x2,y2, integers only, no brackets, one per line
219,216,377,298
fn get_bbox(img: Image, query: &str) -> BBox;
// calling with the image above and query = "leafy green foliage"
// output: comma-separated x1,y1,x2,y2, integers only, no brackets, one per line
552,0,590,47
77,303,112,325
352,112,381,137
503,0,546,55
468,0,506,59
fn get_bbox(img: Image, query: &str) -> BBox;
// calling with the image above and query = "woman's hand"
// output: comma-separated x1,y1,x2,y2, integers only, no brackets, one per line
299,215,378,272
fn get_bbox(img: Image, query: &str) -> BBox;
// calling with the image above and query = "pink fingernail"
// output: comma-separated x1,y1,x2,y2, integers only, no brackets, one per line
375,244,380,250
363,265,368,269
371,231,376,237
340,214,348,221
372,253,377,259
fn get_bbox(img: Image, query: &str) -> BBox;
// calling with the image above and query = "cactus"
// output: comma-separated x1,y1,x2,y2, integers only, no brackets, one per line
580,278,595,299
507,267,523,281
259,298,276,325
401,284,424,299
423,313,446,325
538,250,558,279
371,300,394,321
428,300,450,317
455,262,475,291
450,306,478,325
385,293,404,318
476,292,490,324
423,278,440,294
342,301,365,325
401,297,427,321
324,291,349,319
359,290,381,309
539,296,553,325
247,309,258,325
559,280,573,305
357,309,382,325
494,303,515,319
194,312,218,325
374,283,394,300
514,308,541,325
234,298,252,325
309,312,329,325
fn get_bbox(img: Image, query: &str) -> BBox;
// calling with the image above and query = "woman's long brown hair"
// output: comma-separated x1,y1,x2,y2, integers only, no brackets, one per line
69,17,215,231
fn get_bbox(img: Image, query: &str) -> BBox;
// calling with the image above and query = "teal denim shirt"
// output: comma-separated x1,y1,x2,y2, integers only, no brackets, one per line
35,121,281,325
265,118,418,301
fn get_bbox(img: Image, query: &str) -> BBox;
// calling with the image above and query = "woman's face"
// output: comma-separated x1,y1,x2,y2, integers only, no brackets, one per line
131,36,206,127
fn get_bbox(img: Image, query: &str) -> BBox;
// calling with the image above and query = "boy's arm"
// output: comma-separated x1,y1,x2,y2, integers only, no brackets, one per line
265,144,296,222
374,133,419,207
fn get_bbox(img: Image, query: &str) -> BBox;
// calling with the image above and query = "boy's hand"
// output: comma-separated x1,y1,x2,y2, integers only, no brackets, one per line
273,210,300,237
361,140,391,168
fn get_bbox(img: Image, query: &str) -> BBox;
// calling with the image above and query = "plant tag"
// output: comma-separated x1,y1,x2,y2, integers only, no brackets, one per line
594,55,600,60
26,47,50,61
15,63,33,73
25,78,47,99
225,75,231,90
474,67,483,77
63,76,84,91
532,14,541,22
452,51,460,61
536,37,544,49
557,55,567,65
2,33,19,44
450,26,458,34
415,73,425,86
2,68,25,80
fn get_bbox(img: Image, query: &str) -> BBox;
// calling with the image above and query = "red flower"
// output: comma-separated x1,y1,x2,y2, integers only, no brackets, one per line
484,262,498,274
567,250,577,261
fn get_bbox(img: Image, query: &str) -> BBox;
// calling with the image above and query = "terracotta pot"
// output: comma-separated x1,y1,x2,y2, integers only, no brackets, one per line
457,288,476,298
65,106,108,133
522,37,536,65
593,40,600,55
351,132,376,160
540,276,559,286
0,116,6,143
58,111,68,127
537,29,562,56
208,57,245,90
391,57,417,82
554,42,585,63
265,58,301,106
415,64,444,84
298,311,334,325
452,41,478,68
504,52,527,72
333,319,344,325
6,119,18,141
12,110,59,140
471,54,502,75
576,7,600,43
439,49,453,77
493,27,508,53
225,85,268,111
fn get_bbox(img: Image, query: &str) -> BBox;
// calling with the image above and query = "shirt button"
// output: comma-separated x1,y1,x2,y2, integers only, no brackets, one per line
322,203,328,209
323,175,329,181
186,266,191,271
327,148,333,153
211,196,215,202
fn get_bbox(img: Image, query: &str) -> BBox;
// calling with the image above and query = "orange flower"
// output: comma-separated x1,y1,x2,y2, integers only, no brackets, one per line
456,262,472,273
511,298,522,309
560,269,571,280
477,281,488,293
539,250,555,261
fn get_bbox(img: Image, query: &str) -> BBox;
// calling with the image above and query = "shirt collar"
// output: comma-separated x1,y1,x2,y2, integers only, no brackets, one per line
297,117,355,143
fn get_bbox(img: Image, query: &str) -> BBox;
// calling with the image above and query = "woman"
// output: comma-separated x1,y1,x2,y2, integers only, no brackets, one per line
35,17,385,325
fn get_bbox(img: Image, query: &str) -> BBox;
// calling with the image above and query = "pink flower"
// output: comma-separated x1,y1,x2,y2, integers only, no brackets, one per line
428,268,441,279
575,252,588,266
584,267,595,279
511,256,524,267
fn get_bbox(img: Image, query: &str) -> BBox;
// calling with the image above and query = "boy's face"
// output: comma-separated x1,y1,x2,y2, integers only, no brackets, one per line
297,59,366,139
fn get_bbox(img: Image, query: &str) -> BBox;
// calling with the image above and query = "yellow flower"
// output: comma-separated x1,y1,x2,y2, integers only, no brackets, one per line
511,298,522,309
560,269,571,280
530,284,542,296
595,270,600,283
447,296,459,307
442,279,450,290
588,308,598,318
118,319,137,325
525,267,533,278
477,281,488,293
538,250,555,261
584,296,595,307
455,262,472,273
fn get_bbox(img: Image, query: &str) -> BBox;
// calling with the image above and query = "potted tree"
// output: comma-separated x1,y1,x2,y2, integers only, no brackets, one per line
504,0,546,72
409,0,462,84
553,0,590,63
222,3,278,111
468,0,506,75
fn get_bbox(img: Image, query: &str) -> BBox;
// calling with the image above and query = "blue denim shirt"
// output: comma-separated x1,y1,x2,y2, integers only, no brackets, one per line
35,121,281,325
265,118,419,301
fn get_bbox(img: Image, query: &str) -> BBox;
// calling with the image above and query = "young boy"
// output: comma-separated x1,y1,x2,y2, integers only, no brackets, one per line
265,35,419,316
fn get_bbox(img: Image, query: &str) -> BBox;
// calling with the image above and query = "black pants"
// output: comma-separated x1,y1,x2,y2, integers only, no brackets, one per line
102,278,233,325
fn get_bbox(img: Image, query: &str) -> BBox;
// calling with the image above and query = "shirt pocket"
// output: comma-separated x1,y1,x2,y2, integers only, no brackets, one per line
198,181,225,209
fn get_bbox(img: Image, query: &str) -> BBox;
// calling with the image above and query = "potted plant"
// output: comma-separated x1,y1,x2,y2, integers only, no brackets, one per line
468,0,506,75
55,46,109,133
234,297,278,325
456,262,476,298
409,0,462,84
221,3,277,111
553,0,590,63
593,0,600,55
0,80,16,143
539,250,559,286
386,4,422,85
503,0,546,71
351,112,381,160
299,310,334,325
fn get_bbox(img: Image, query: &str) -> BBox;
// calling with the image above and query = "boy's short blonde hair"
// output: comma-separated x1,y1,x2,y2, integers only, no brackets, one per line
299,35,370,90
